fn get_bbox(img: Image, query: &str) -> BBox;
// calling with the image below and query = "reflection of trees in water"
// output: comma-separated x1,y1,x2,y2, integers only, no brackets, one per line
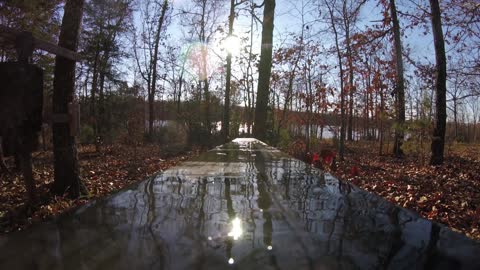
268,156,455,269
257,173,272,247
224,177,235,260
245,150,257,249
139,153,264,263
67,155,292,268
47,179,173,269
254,151,279,268
145,178,168,269
196,178,208,230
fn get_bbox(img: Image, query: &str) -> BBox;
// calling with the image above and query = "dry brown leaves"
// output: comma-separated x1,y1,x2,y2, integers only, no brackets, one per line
331,142,480,241
0,144,195,234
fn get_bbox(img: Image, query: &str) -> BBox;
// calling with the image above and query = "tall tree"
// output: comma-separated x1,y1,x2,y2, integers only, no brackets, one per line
340,0,366,142
325,0,346,161
222,0,236,142
134,0,169,139
390,0,406,157
149,0,169,139
274,40,302,137
0,0,62,60
52,0,86,197
243,0,258,135
82,0,133,148
253,0,276,141
178,0,223,137
429,0,448,165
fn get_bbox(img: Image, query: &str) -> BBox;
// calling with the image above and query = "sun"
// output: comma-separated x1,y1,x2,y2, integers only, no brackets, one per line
222,35,241,57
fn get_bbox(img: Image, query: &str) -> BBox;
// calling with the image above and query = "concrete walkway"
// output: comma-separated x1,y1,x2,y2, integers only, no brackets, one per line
0,138,479,269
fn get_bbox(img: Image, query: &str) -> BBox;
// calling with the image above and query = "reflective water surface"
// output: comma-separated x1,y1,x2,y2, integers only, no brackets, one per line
0,138,479,270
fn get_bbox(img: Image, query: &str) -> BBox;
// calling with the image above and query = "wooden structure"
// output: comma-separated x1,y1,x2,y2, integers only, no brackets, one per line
0,26,81,201
0,26,82,62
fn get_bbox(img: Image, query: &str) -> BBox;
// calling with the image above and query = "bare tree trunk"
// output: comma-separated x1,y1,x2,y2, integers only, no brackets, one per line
253,0,276,141
306,65,313,153
364,59,371,139
90,47,100,151
473,118,477,143
195,1,212,136
390,0,406,157
379,85,385,155
148,90,155,137
277,56,300,136
453,97,458,140
327,1,346,161
148,0,169,139
203,78,210,133
429,0,447,165
246,3,255,135
52,0,86,198
344,5,354,142
177,69,184,113
222,0,235,142
97,48,109,146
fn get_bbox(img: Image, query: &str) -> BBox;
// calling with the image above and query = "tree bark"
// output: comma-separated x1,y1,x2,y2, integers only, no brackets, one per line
246,4,255,135
277,55,300,137
305,63,313,153
429,0,447,165
148,0,169,139
203,78,211,133
327,1,346,161
97,47,109,144
379,84,385,155
177,69,185,113
52,0,86,198
344,3,354,142
196,1,212,136
453,97,458,139
253,0,275,141
90,46,100,151
390,0,406,158
222,0,235,142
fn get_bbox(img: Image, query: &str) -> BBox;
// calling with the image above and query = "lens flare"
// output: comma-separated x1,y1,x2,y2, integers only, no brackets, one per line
178,42,221,81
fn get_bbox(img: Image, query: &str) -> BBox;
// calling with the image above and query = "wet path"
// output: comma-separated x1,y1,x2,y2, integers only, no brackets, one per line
0,138,479,269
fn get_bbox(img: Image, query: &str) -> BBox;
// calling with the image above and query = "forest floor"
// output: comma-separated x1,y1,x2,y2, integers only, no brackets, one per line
325,141,480,241
0,144,200,234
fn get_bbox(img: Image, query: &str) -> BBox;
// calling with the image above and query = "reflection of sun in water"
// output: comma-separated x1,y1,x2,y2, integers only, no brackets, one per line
227,217,243,240
222,35,241,57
